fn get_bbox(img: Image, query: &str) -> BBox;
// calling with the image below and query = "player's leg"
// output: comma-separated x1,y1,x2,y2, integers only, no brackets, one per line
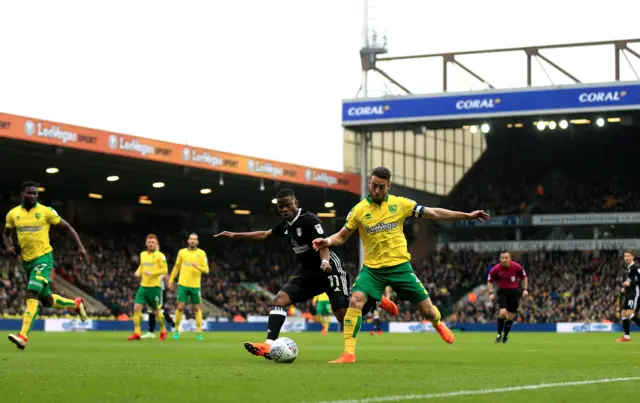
161,287,175,329
618,306,635,342
495,290,509,342
144,306,157,338
8,288,39,350
129,286,151,340
173,301,186,339
149,288,167,341
330,266,385,364
326,267,350,334
501,291,519,343
192,288,204,340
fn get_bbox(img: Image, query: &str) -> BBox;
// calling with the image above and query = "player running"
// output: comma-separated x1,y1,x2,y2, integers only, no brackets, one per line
313,292,332,334
3,182,88,350
215,188,398,360
127,234,169,341
169,233,209,341
142,276,176,339
617,250,640,342
313,166,490,364
488,251,528,344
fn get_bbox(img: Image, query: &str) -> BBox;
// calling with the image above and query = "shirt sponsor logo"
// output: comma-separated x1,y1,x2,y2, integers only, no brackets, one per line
578,90,626,103
455,98,501,110
108,135,172,157
16,226,42,232
347,105,390,116
24,120,79,144
364,221,398,233
292,245,310,254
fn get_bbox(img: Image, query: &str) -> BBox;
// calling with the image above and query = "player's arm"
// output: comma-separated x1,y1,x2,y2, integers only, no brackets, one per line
214,229,273,241
3,213,16,255
312,295,318,307
55,217,88,261
416,204,490,222
169,250,182,284
487,267,496,300
151,254,169,275
313,207,358,250
519,264,529,296
197,253,210,274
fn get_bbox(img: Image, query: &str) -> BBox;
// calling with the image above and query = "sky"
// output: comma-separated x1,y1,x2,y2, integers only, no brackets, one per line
1,0,640,172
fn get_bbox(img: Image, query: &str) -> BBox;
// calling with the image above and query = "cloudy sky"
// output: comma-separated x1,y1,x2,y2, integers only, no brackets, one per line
1,0,639,171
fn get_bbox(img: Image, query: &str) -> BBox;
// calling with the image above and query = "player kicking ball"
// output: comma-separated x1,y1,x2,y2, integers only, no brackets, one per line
3,182,89,350
215,189,398,360
313,166,490,364
169,233,209,341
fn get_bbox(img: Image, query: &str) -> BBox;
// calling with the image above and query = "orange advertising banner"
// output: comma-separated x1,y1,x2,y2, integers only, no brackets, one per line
0,113,361,194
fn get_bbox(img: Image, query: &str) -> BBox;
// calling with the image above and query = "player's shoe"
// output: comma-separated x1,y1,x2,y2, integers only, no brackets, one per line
8,333,27,350
435,322,455,344
159,330,168,341
380,296,398,316
141,332,155,339
501,337,508,344
370,330,377,335
377,330,383,335
127,333,141,341
173,331,180,340
244,341,272,360
196,333,204,341
329,352,356,364
495,335,502,343
75,297,87,322
616,336,632,343
321,329,328,335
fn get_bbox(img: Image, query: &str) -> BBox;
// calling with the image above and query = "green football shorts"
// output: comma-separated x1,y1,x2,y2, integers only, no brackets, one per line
316,300,332,316
135,286,162,309
177,285,202,304
351,261,429,305
23,252,54,297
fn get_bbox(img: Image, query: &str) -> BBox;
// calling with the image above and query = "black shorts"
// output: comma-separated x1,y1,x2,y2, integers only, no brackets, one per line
281,266,350,312
498,288,520,313
623,294,639,311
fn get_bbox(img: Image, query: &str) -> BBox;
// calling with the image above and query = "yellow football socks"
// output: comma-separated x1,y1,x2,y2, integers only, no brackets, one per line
195,309,203,333
322,316,330,332
20,298,39,338
430,306,442,327
52,294,76,310
343,308,362,355
175,309,183,329
156,312,166,332
133,311,142,335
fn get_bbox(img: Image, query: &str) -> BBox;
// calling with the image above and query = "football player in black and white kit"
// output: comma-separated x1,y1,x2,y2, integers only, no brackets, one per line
215,189,397,359
617,250,640,342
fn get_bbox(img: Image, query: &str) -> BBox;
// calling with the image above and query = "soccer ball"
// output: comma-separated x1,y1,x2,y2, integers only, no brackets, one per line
269,337,298,363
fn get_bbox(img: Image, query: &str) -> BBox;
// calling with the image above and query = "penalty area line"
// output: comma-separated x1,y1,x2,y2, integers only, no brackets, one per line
307,376,640,403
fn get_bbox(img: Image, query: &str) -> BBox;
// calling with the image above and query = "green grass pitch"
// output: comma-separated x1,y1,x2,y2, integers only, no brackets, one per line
1,331,639,402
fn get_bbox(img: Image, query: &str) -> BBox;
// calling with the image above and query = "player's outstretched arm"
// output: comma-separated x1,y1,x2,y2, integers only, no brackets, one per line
57,219,88,261
521,277,529,297
214,230,272,242
2,227,16,255
312,227,353,251
420,206,490,222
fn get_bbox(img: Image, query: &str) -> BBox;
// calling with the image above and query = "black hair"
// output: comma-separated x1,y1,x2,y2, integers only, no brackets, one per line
370,166,391,181
276,189,296,199
21,181,38,191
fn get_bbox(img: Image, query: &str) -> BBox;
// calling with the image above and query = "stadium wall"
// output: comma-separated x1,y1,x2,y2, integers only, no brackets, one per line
1,320,635,333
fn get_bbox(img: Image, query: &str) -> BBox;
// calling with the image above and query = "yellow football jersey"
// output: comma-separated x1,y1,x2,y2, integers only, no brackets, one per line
169,247,209,288
136,250,168,287
313,293,330,304
345,194,417,268
4,202,61,261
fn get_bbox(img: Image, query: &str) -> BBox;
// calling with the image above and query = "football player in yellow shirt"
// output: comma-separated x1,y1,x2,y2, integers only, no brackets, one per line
169,233,209,341
3,182,89,350
313,292,332,334
127,234,169,341
313,166,490,364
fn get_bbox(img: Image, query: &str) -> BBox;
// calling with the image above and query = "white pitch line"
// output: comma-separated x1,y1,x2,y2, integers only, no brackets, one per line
307,376,640,403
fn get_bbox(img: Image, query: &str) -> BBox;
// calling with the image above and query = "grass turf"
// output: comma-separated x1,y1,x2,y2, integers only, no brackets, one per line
1,331,638,402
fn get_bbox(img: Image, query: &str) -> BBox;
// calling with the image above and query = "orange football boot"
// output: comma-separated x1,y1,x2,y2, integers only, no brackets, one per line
380,296,398,316
8,333,27,350
616,336,631,343
329,352,356,364
244,341,272,359
127,333,141,341
159,330,168,341
435,322,455,344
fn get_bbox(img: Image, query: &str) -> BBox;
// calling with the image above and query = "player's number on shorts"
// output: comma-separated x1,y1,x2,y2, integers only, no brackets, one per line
328,275,340,289
627,300,636,309
34,263,48,271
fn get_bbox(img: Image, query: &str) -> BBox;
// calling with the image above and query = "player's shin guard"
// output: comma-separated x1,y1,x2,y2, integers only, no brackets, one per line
623,318,631,336
430,306,442,327
343,308,362,354
266,306,287,342
195,309,203,333
175,309,183,330
52,294,77,310
503,320,513,338
497,318,505,335
156,312,166,332
148,312,156,333
133,311,142,335
20,299,39,338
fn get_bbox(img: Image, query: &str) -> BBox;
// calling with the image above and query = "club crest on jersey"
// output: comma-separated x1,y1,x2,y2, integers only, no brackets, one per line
364,213,372,220
314,224,323,235
35,213,41,219
511,276,515,282
296,228,302,237
388,205,397,214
